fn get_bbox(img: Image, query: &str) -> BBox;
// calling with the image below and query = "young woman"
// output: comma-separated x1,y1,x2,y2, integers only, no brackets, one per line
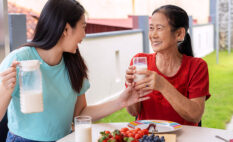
0,0,149,141
125,5,210,126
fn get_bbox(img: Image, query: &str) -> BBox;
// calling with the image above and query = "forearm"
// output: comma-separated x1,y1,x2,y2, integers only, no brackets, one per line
0,84,12,121
126,102,141,117
160,79,204,123
80,97,124,121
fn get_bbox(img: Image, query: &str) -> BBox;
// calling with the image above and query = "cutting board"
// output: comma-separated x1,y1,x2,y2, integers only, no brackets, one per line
155,134,176,142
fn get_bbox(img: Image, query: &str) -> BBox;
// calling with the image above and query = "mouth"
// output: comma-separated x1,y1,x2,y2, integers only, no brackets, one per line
151,41,162,47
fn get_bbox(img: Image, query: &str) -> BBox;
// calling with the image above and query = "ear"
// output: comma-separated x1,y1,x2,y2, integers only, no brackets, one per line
175,27,186,42
62,23,72,37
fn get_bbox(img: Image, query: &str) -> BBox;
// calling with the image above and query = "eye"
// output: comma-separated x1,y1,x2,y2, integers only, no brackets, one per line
157,26,163,31
149,26,154,30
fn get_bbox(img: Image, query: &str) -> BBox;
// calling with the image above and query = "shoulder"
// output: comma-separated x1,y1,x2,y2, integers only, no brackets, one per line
184,55,208,69
13,46,34,60
0,47,30,70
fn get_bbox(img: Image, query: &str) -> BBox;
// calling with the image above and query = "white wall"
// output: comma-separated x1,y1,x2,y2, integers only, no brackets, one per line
192,24,214,57
9,0,210,24
79,31,143,104
134,0,210,24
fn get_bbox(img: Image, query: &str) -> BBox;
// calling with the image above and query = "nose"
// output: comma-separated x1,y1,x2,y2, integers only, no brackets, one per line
150,30,158,39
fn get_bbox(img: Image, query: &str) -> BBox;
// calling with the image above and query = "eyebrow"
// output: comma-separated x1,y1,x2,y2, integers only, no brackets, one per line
150,24,165,27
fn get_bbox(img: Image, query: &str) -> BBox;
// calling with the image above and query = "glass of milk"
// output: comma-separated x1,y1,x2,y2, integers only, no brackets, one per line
19,60,43,114
133,57,148,82
75,116,92,142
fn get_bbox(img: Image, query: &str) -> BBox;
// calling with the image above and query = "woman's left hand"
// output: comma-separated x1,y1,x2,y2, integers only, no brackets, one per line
134,70,165,92
119,86,151,107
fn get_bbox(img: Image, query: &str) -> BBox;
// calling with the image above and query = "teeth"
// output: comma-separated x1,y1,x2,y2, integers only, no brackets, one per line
152,42,161,46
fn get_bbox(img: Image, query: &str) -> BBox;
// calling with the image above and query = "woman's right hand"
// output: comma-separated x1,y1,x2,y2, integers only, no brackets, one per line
0,61,19,94
125,65,136,86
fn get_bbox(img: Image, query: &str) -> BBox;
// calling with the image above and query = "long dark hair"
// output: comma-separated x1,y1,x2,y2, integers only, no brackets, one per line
24,0,88,93
152,5,193,57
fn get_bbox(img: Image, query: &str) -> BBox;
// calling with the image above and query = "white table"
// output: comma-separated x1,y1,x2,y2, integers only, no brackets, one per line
58,123,233,142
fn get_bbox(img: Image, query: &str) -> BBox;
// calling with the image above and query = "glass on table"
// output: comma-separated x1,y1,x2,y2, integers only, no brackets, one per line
133,57,148,82
74,116,92,142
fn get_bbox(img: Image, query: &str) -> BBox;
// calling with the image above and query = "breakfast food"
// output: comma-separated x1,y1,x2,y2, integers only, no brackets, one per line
98,127,165,142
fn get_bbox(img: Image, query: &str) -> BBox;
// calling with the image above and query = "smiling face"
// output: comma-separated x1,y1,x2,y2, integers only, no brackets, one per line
149,12,182,53
60,14,86,54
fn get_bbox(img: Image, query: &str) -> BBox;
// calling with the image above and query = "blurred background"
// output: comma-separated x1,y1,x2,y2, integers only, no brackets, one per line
0,0,233,141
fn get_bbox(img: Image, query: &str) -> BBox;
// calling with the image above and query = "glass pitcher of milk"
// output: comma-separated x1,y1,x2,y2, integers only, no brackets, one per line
19,60,43,114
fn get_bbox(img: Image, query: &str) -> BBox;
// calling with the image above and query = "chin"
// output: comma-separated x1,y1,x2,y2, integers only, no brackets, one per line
152,47,162,52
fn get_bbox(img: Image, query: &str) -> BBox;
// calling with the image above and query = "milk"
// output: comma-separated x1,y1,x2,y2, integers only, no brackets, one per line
134,64,147,82
20,90,43,113
75,124,92,142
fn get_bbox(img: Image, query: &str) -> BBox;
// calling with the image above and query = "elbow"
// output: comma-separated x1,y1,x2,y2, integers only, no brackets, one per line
187,111,204,123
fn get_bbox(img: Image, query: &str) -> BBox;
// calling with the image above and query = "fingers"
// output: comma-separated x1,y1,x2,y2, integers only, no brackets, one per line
125,74,134,82
136,69,150,75
125,81,135,87
126,66,136,74
11,61,20,67
0,67,16,76
138,96,150,102
1,71,17,82
134,80,151,90
125,66,136,84
128,65,136,70
140,91,152,97
0,61,18,89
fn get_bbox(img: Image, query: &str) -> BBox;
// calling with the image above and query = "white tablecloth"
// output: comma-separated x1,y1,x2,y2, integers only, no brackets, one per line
57,123,233,142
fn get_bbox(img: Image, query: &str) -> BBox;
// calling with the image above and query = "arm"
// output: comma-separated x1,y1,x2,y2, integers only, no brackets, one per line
0,61,19,121
126,102,141,117
135,70,206,123
160,78,205,123
73,86,150,121
125,65,140,117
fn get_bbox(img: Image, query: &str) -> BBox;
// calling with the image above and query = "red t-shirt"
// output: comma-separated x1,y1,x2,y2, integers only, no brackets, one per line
129,53,211,126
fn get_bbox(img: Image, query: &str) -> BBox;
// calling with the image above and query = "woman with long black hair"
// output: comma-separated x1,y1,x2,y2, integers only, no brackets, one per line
0,0,149,141
126,5,211,126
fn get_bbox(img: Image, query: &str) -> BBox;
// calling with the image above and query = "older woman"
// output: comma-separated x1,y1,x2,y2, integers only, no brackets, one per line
125,5,210,126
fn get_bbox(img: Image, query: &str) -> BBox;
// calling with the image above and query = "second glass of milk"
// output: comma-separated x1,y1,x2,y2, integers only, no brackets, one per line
75,116,92,142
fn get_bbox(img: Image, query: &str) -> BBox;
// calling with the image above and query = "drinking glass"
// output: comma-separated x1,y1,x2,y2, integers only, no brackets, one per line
133,57,148,82
74,116,92,142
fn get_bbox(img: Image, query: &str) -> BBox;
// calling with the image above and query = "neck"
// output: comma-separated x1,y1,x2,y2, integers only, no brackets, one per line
155,48,183,76
36,45,63,66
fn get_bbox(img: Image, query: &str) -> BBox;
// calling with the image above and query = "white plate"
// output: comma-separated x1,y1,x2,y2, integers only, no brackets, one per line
128,120,182,133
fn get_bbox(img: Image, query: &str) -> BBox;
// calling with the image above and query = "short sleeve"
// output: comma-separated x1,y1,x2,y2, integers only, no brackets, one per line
78,78,90,96
0,52,20,97
188,60,210,100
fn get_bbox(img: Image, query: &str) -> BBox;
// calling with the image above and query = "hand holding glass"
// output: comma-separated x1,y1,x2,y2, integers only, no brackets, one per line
133,57,148,82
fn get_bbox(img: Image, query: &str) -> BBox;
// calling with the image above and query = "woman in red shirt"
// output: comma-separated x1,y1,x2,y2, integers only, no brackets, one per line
125,5,210,126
